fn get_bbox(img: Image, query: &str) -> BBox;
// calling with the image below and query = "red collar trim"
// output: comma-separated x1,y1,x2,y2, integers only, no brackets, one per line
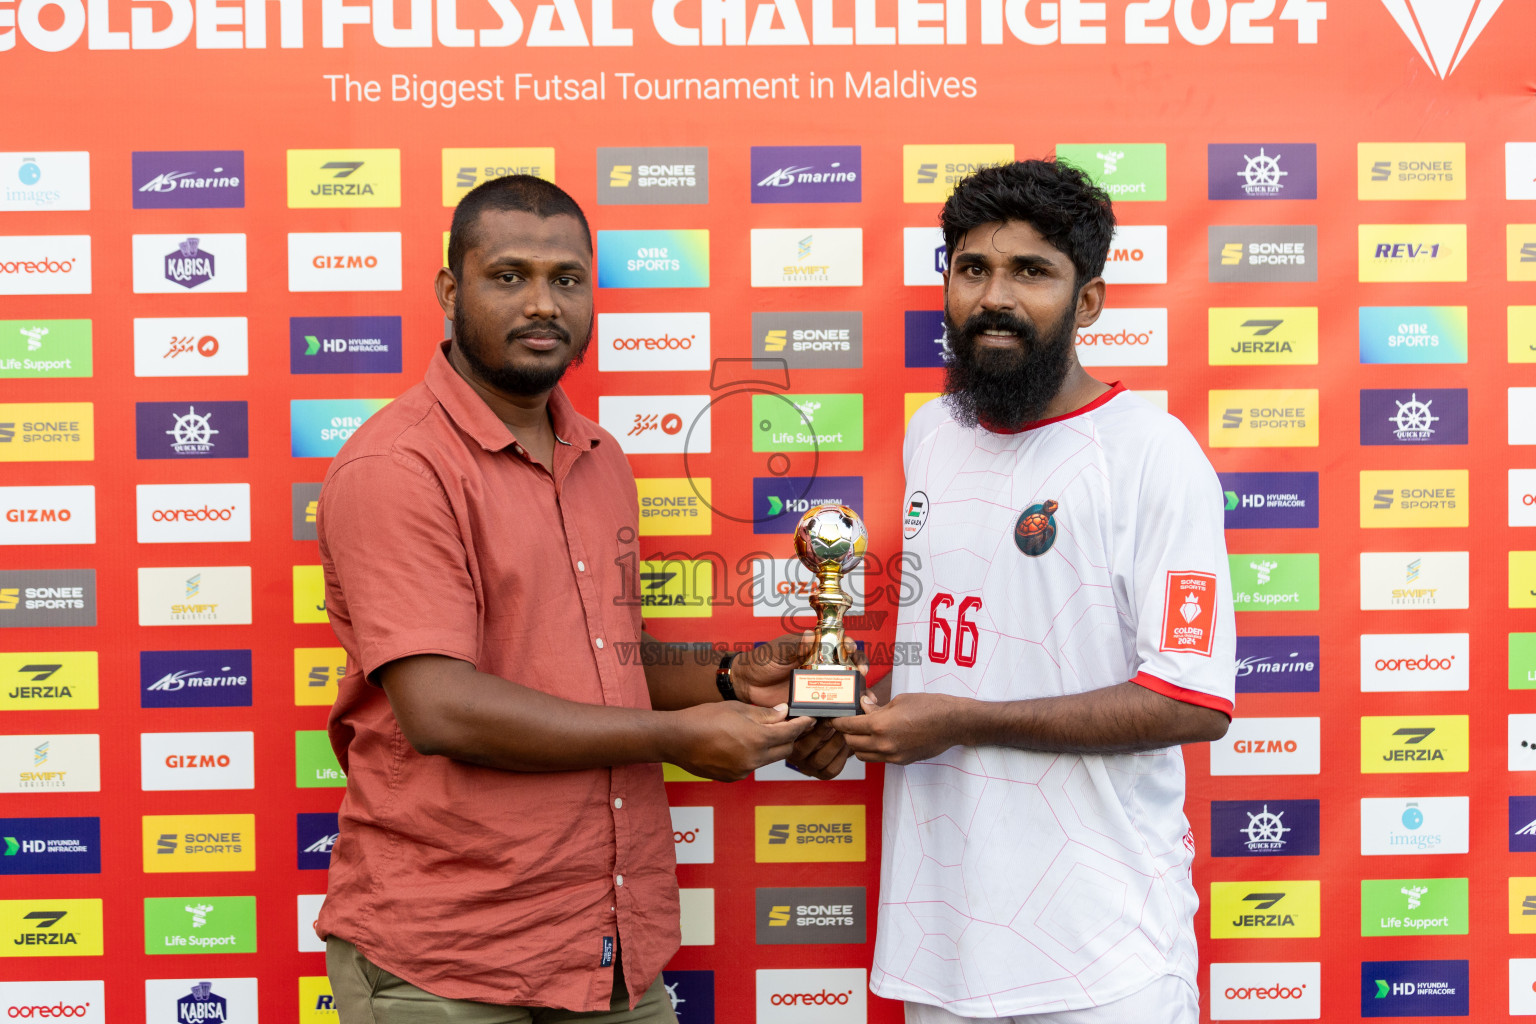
981,381,1126,435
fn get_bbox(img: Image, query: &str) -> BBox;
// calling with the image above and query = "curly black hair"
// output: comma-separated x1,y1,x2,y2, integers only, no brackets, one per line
940,159,1116,286
447,174,591,280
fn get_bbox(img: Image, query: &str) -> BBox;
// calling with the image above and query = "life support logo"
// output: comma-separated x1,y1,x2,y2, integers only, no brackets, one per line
597,312,710,372
1362,878,1468,937
1056,143,1166,201
1209,962,1320,1020
670,806,714,865
287,233,402,292
755,806,865,863
755,969,866,1024
1209,718,1320,776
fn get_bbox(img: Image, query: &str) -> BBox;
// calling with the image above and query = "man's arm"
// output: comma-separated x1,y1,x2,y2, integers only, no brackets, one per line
380,654,811,781
832,682,1229,765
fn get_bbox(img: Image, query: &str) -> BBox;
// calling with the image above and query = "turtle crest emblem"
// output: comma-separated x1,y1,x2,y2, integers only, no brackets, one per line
1014,499,1060,557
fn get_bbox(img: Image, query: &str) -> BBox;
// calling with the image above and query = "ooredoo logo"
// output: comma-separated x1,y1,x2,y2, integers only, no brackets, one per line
0,237,91,296
1210,962,1320,1020
1074,308,1168,367
598,313,710,372
670,805,714,865
0,982,104,1022
136,484,250,544
1360,634,1469,692
755,969,865,1023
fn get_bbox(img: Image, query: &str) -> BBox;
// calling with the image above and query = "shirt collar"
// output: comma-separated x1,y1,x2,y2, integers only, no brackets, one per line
981,381,1126,434
425,341,601,454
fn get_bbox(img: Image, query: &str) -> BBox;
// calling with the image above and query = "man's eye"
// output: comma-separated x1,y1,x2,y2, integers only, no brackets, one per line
498,273,521,283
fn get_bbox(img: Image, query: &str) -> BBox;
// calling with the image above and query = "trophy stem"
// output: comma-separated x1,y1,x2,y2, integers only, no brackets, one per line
804,564,853,668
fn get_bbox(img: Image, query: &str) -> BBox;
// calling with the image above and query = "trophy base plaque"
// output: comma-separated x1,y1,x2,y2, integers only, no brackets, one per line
788,666,863,718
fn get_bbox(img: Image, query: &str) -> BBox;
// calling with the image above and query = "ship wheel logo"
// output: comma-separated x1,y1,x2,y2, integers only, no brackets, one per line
166,405,219,454
1237,147,1288,197
1241,804,1290,851
1389,392,1438,441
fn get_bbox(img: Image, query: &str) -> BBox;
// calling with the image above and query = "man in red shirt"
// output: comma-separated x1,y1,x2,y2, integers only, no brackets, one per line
316,176,844,1022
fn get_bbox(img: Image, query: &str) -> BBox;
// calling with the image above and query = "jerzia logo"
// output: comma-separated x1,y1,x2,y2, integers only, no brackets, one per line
1378,0,1504,79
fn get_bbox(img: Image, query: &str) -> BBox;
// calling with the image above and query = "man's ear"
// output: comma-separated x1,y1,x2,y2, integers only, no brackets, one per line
435,266,457,318
1075,277,1107,329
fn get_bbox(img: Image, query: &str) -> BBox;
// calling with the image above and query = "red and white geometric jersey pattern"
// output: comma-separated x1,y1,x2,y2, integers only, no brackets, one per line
873,386,1235,1015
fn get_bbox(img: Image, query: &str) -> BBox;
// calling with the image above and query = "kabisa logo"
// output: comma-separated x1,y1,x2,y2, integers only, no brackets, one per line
753,311,863,370
297,812,340,870
596,147,708,206
290,398,391,459
752,394,863,453
756,969,865,1024
1210,799,1320,857
750,146,861,204
1221,472,1319,530
1380,0,1504,78
1360,633,1468,693
442,148,554,205
903,310,948,367
902,144,1014,203
1235,635,1320,693
1210,882,1320,939
1207,143,1317,200
1075,307,1168,367
596,395,710,455
0,570,97,628
0,734,100,793
1362,959,1469,1017
597,229,710,289
287,149,401,208
172,982,228,1023
1101,225,1168,284
598,312,710,373
160,239,221,290
0,485,96,546
1208,307,1319,366
140,650,253,709
635,561,714,620
289,316,402,374
752,476,863,536
671,806,714,865
132,152,244,209
637,478,712,538
135,402,249,459
0,981,105,1023
750,228,863,287
144,896,258,955
1228,553,1320,611
142,814,255,873
1361,716,1469,773
0,236,92,296
0,318,92,379
132,317,248,378
0,402,94,462
0,153,90,212
1358,142,1465,199
0,652,99,712
0,900,104,957
755,806,865,863
1362,797,1468,856
1209,718,1320,776
0,817,101,875
136,483,250,545
1209,963,1321,1020
1359,388,1467,445
1358,224,1467,282
1055,143,1166,201
1210,389,1318,448
1208,225,1317,282
1363,878,1468,937
754,887,865,945
287,232,403,292
1359,306,1469,364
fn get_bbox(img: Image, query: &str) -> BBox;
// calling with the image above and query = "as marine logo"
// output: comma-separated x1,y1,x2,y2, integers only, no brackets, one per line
1013,500,1058,556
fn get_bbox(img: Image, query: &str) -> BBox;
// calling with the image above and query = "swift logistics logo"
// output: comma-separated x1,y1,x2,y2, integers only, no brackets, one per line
753,311,863,369
1235,635,1320,693
598,312,710,372
1360,551,1469,611
0,318,91,378
0,235,92,295
1359,306,1468,364
597,147,707,205
1378,0,1504,79
1360,470,1467,528
1228,553,1320,611
755,806,865,863
0,899,103,957
0,152,89,211
136,482,251,544
1360,633,1469,692
290,316,402,374
1208,226,1317,282
0,402,94,462
634,561,714,620
637,478,712,537
1210,799,1320,857
1055,144,1165,201
1075,307,1168,367
290,398,391,458
0,734,100,792
752,394,863,452
1362,878,1468,937
142,814,255,873
1360,388,1467,446
0,485,96,545
287,232,402,292
1358,142,1465,199
1360,716,1469,773
135,401,248,459
1209,389,1318,447
1209,963,1320,1020
1220,472,1318,529
902,144,1013,203
597,395,710,454
1209,718,1320,776
1208,308,1318,366
133,316,248,378
0,651,99,711
132,234,245,293
750,228,863,287
0,817,100,874
144,897,257,953
0,570,97,628
443,148,554,205
140,732,256,791
1209,882,1320,939
286,149,400,208
1207,143,1317,200
1362,797,1468,856
137,566,253,627
293,647,345,706
752,476,862,535
140,649,253,708
754,887,865,944
297,812,340,869
904,310,947,366
1359,224,1467,282
598,229,709,288
751,146,860,203
132,151,243,209
1362,960,1468,1017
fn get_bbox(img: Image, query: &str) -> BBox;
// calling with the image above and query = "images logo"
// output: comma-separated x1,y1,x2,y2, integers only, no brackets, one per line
1360,388,1467,445
293,647,345,707
1228,553,1320,611
671,806,714,865
0,236,91,296
0,485,95,546
0,817,100,875
597,395,710,455
1221,472,1319,530
135,402,248,459
755,806,865,863
1075,307,1168,367
0,152,89,212
0,652,99,712
1361,716,1468,773
143,814,255,873
132,234,245,294
1055,143,1165,201
133,151,244,209
1362,878,1468,937
0,899,103,957
1362,797,1468,856
752,394,863,453
132,317,248,378
754,887,864,944
1209,963,1320,1020
287,149,401,208
140,650,252,709
1360,470,1467,528
756,969,865,1024
1235,635,1321,693
0,402,94,462
1360,551,1469,611
1208,226,1317,283
598,312,710,372
753,311,862,369
136,483,250,544
597,229,709,288
1209,390,1318,448
1210,799,1320,857
289,315,401,375
1207,143,1317,200
752,476,863,536
443,147,554,205
0,571,96,628
1210,882,1320,939
750,228,863,287
137,566,252,627
1208,308,1318,366
290,398,391,458
1361,959,1468,1017
903,144,1013,203
1101,225,1168,284
1358,142,1465,199
1359,306,1468,364
596,147,707,205
1359,224,1467,282
751,146,860,204
287,232,403,292
0,318,91,379
1361,634,1469,692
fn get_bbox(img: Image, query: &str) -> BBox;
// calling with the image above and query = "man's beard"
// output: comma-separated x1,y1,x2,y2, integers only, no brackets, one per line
452,304,590,397
941,304,1078,431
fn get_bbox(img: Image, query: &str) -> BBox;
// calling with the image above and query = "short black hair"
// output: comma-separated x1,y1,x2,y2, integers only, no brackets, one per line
941,159,1116,285
446,175,592,280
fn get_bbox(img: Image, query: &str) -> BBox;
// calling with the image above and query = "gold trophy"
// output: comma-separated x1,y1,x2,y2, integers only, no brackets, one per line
788,503,867,717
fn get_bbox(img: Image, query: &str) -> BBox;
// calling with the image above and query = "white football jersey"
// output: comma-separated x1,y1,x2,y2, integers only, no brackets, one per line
874,384,1235,1015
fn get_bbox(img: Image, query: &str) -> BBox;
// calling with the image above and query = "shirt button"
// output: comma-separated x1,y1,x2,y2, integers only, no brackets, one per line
577,561,586,572
614,797,623,809
615,874,624,887
595,637,605,649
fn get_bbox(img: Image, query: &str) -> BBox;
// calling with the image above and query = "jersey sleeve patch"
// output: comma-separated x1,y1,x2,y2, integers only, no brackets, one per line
1159,570,1217,657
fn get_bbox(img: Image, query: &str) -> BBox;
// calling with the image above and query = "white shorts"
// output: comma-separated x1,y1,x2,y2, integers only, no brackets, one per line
904,973,1198,1024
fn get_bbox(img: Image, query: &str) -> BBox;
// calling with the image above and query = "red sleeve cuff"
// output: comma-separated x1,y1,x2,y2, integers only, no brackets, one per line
1132,671,1234,719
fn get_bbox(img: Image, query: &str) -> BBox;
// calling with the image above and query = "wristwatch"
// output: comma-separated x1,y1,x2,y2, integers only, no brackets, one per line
716,652,740,702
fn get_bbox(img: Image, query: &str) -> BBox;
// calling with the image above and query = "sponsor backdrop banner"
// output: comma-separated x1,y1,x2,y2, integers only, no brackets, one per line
1,3,1530,1020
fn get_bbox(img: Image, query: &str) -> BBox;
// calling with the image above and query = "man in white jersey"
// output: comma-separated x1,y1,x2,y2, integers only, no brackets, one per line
833,160,1234,1024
